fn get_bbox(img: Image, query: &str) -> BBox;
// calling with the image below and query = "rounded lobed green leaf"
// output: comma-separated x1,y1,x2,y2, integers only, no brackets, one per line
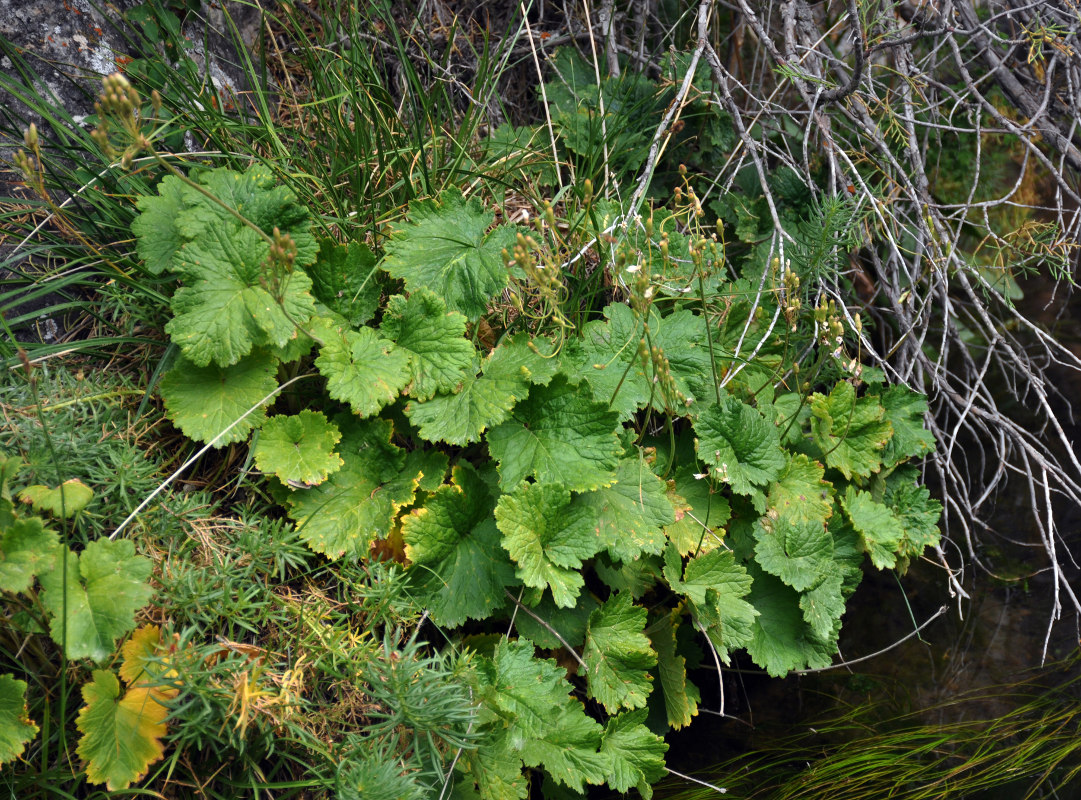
486,376,622,492
0,515,59,593
314,318,411,418
494,482,605,608
39,539,155,664
693,395,785,507
810,382,893,479
159,350,278,447
753,514,834,592
842,485,906,569
572,456,673,563
583,593,656,713
166,224,316,368
380,289,475,401
18,478,94,518
380,189,520,320
744,565,838,677
405,333,557,446
307,239,381,326
177,164,317,266
286,418,424,559
253,411,343,486
571,303,712,419
402,464,518,627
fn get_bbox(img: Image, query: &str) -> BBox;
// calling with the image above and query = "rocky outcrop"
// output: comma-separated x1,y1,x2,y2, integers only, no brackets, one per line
1,0,264,341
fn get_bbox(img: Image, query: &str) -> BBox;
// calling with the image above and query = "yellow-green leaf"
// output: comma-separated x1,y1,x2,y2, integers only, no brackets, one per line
0,674,37,764
76,670,168,790
18,479,94,518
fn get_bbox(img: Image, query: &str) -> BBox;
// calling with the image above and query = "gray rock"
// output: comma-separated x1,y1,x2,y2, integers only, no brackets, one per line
1,0,264,342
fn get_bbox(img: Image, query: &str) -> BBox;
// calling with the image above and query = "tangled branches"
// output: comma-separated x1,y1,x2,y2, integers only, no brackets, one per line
645,0,1081,647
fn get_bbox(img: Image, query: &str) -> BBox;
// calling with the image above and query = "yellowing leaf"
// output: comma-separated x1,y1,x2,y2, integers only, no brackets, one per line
0,674,37,765
286,418,424,558
76,670,167,791
119,626,178,700
18,479,94,517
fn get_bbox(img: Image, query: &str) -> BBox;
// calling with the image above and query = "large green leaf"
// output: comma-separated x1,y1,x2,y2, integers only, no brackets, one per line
766,453,833,525
405,333,557,445
598,710,668,798
18,479,93,518
885,469,942,559
0,674,37,764
570,303,712,419
842,486,905,569
649,612,700,730
131,174,187,275
745,565,837,677
799,566,846,640
475,640,612,794
307,239,380,326
461,738,529,800
402,464,517,627
664,466,730,556
286,418,423,559
0,515,59,593
76,670,167,791
487,376,621,492
874,386,936,463
520,703,608,792
810,382,893,479
753,515,834,592
39,540,154,663
476,638,572,738
380,290,475,401
314,318,411,418
253,411,343,486
583,593,656,713
159,350,278,447
494,483,604,608
693,396,784,508
512,593,598,649
663,545,756,661
573,456,673,563
176,164,317,266
380,189,519,319
166,224,316,367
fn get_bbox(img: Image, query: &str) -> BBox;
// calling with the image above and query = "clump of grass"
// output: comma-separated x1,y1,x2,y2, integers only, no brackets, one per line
656,658,1081,800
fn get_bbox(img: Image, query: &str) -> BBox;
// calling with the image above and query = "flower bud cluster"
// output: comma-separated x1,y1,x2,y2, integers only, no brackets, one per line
776,258,801,331
13,123,45,197
504,232,571,330
90,73,154,170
